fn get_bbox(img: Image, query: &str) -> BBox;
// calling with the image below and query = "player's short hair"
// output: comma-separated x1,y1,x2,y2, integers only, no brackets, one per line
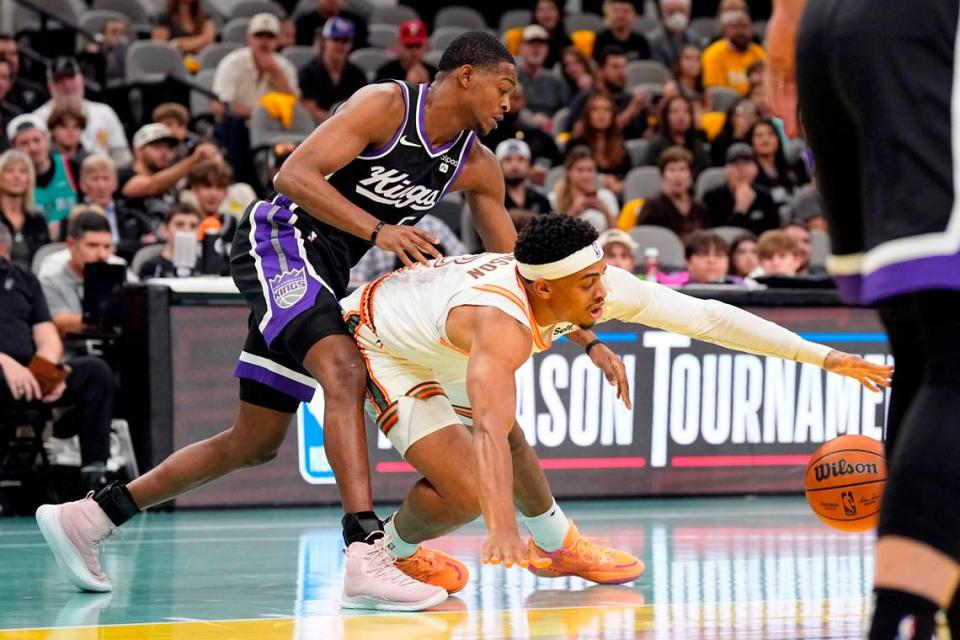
438,31,514,73
515,214,599,268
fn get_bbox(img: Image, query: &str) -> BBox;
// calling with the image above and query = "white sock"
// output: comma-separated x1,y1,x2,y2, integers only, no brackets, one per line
383,513,419,559
521,500,569,552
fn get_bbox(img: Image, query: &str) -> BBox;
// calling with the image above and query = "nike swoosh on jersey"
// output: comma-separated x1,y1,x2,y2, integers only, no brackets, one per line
398,135,421,148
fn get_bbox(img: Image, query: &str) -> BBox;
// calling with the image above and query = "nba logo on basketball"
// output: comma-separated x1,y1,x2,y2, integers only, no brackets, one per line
841,491,857,516
296,391,336,484
269,268,308,309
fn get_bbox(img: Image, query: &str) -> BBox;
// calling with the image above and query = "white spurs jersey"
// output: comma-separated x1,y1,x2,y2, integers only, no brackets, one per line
340,253,833,381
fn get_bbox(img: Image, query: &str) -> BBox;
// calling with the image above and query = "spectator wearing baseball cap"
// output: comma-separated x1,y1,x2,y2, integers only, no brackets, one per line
517,24,570,129
32,57,132,168
212,14,300,119
118,123,222,219
702,142,781,236
530,0,572,69
598,228,638,273
150,0,216,55
497,138,551,230
374,20,437,84
294,0,367,48
298,17,367,123
8,112,80,238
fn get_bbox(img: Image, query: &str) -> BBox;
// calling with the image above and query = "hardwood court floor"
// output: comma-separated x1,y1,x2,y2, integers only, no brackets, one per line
0,497,873,639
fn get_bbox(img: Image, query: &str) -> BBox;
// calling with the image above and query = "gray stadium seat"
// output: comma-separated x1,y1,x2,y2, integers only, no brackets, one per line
623,166,662,202
12,0,82,34
125,40,189,83
429,26,468,52
564,13,604,34
31,242,67,275
498,9,530,34
711,226,753,244
198,41,241,70
281,45,315,70
810,229,831,269
78,10,132,39
694,167,727,201
249,103,315,149
707,86,740,113
369,5,418,26
689,16,718,42
627,60,672,88
633,14,659,34
628,225,685,270
190,68,217,119
349,47,393,81
368,23,398,49
231,0,285,18
625,138,651,167
221,17,251,43
130,244,164,278
544,165,565,193
434,6,486,31
551,107,570,137
423,49,443,68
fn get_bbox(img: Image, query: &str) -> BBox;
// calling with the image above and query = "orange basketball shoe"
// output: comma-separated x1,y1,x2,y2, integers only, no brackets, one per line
526,521,644,584
395,546,469,594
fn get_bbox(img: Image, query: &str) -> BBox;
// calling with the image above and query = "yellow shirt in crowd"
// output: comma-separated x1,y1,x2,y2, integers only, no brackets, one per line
701,40,766,94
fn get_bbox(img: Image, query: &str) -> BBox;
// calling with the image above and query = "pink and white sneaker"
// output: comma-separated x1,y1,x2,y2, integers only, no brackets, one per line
341,535,448,611
36,492,116,592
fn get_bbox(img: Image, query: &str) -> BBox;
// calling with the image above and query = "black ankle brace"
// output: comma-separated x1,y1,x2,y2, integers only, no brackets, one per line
341,511,384,546
94,481,140,527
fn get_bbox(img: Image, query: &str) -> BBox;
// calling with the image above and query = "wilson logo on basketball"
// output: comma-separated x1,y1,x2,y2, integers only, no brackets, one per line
813,459,879,482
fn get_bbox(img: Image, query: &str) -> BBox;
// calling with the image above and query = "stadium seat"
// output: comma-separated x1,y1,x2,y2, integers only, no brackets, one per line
31,242,67,275
633,14,659,35
434,6,486,31
627,225,685,270
711,225,753,244
625,138,651,167
551,107,569,136
626,60,671,87
12,0,82,34
281,45,315,70
189,68,217,121
249,103,315,150
570,30,596,58
203,0,234,22
503,27,523,55
616,198,644,230
349,47,393,81
221,17,251,43
130,244,165,277
231,0,285,18
125,41,189,84
544,165,565,193
423,49,443,69
694,166,727,201
368,23,398,49
78,10,132,39
497,9,530,34
689,16,718,42
369,5,418,26
784,137,808,165
707,86,739,113
564,13,603,35
198,41,241,70
623,166,662,202
430,26,468,52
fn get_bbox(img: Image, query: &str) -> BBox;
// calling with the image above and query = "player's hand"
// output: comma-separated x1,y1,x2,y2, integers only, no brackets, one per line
764,8,801,137
589,344,632,410
374,224,442,266
0,356,43,402
823,350,893,393
482,531,551,569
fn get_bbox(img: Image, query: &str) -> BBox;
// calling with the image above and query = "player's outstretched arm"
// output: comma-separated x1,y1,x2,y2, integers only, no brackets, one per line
603,266,892,390
466,308,545,569
273,83,441,265
454,143,518,253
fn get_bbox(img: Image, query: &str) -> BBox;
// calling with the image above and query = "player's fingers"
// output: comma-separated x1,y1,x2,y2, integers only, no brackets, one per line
861,378,879,393
411,237,442,260
408,227,440,245
393,248,414,267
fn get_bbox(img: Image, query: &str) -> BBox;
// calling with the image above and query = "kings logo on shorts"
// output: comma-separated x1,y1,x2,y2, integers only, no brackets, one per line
270,268,308,309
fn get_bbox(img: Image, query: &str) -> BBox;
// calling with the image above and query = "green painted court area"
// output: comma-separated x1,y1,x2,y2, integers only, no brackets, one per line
0,497,873,639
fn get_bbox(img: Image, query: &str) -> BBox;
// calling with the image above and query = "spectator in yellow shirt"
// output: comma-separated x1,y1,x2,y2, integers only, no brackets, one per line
701,10,765,94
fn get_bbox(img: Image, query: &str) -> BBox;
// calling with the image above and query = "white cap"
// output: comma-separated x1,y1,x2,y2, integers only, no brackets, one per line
6,113,47,143
247,13,280,36
522,24,549,42
495,138,531,161
598,228,639,251
132,122,177,149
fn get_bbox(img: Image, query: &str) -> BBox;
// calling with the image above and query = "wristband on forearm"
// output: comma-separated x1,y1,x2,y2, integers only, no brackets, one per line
370,221,386,245
584,339,604,355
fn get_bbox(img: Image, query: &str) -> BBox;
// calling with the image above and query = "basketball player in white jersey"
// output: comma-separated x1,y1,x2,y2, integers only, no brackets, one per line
337,214,894,589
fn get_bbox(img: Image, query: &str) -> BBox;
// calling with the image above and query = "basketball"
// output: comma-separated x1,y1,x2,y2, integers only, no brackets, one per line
804,435,887,532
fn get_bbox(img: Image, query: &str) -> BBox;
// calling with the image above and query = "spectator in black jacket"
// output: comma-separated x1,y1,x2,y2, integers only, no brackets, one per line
299,17,368,123
703,143,780,236
0,149,49,267
80,154,156,263
374,20,436,83
294,0,367,49
593,0,650,62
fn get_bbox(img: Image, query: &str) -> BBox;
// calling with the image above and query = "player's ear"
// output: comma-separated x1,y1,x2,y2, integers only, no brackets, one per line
533,279,552,299
457,64,475,88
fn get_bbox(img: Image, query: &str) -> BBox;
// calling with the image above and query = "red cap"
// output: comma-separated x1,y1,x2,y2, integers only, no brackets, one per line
398,19,428,46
